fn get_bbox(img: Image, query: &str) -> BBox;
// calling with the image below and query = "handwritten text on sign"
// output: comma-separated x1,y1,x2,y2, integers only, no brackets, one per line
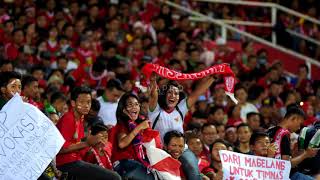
0,95,65,180
219,150,291,180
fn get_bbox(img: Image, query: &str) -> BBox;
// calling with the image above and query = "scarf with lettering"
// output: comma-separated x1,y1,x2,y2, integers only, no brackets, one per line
141,63,238,104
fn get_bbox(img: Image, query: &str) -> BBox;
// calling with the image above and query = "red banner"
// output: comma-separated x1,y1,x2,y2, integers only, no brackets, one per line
141,63,236,95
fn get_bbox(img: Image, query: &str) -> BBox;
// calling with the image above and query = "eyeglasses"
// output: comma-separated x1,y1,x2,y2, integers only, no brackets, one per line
126,103,140,109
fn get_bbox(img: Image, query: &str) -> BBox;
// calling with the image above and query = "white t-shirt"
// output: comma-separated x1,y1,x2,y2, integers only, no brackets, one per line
97,96,118,126
240,102,259,122
148,98,189,140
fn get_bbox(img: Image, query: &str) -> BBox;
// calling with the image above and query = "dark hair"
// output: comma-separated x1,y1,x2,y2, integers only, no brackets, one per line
102,41,117,51
163,130,185,146
30,65,44,74
11,28,24,36
247,112,260,120
50,92,67,104
210,139,229,152
237,123,251,132
71,86,92,101
0,60,13,67
0,71,22,88
201,123,216,132
248,85,264,101
116,92,139,123
91,98,101,112
158,80,185,109
21,75,38,90
92,60,106,73
284,104,305,120
192,110,208,119
299,64,309,74
209,105,224,115
186,131,200,144
234,83,246,93
106,79,124,91
91,122,108,135
249,131,269,145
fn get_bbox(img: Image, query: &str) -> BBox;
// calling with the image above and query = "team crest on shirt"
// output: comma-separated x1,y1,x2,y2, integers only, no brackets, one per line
174,116,180,122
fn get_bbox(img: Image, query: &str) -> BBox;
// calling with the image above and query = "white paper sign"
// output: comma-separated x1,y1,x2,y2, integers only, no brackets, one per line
0,94,65,180
219,150,291,180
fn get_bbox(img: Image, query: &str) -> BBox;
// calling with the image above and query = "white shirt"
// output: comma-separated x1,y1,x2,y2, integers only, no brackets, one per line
148,98,189,140
97,96,118,126
240,102,258,122
51,61,78,73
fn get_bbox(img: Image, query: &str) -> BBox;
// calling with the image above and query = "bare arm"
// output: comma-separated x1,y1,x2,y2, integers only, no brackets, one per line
118,121,149,149
286,148,319,167
59,142,89,154
148,75,158,111
187,76,215,108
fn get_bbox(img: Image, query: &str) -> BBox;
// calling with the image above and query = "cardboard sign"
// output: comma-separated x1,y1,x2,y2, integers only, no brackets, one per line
0,95,65,180
219,150,291,180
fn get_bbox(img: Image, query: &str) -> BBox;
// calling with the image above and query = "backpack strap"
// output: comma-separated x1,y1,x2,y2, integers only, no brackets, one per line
175,105,184,121
152,112,161,129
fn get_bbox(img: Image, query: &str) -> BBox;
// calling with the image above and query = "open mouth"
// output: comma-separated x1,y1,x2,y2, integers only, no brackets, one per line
129,110,138,117
168,99,176,104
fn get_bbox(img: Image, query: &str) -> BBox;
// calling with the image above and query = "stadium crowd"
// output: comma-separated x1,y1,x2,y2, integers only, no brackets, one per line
0,0,320,180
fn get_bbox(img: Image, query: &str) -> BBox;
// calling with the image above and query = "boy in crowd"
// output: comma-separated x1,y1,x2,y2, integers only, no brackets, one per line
56,86,121,180
268,104,318,180
246,112,261,132
97,79,124,126
22,75,42,109
83,123,113,170
250,132,276,157
0,71,22,110
200,123,219,159
164,130,203,180
235,123,253,154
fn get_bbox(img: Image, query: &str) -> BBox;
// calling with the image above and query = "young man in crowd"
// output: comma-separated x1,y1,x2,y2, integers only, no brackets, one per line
56,86,121,180
268,104,318,180
200,123,219,159
49,91,68,117
97,79,124,127
208,105,225,124
235,123,253,154
246,112,261,132
186,133,212,179
234,83,258,122
164,130,204,180
0,71,22,110
22,75,42,110
250,132,276,158
209,139,228,179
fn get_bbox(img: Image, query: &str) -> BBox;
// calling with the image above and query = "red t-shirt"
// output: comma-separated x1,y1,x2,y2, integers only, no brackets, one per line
83,143,113,170
56,110,85,166
4,42,19,60
71,64,108,89
74,47,96,65
110,122,137,162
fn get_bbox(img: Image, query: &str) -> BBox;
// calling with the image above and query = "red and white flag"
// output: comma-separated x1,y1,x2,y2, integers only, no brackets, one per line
142,129,182,180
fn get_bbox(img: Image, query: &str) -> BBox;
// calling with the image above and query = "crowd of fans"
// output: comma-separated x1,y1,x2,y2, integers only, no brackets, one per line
0,0,320,180
193,0,320,60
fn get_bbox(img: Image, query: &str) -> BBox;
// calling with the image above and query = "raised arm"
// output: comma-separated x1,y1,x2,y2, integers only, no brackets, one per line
187,76,215,108
118,121,149,149
148,74,158,111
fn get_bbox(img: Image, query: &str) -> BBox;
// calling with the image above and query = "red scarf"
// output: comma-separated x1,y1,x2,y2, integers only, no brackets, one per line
91,147,113,170
142,63,237,103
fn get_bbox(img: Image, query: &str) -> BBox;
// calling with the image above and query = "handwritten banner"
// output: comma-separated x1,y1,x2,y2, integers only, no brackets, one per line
219,150,291,180
0,94,65,180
